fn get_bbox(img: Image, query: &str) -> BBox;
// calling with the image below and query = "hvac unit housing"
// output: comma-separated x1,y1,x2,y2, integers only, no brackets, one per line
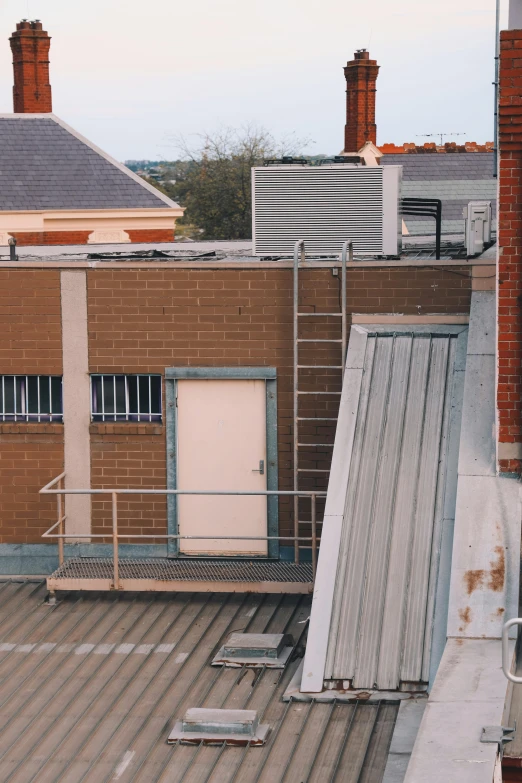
252,164,402,256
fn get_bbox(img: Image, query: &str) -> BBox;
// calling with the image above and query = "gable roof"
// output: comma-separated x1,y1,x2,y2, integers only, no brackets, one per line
0,114,181,212
382,152,496,236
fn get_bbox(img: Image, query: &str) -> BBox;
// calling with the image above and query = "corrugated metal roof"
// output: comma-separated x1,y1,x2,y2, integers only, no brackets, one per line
0,581,398,782
325,330,466,690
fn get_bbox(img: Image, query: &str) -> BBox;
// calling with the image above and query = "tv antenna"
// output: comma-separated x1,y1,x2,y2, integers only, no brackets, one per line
416,133,467,146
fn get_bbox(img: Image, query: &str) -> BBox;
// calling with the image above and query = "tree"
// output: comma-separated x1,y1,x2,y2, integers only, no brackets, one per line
162,126,309,240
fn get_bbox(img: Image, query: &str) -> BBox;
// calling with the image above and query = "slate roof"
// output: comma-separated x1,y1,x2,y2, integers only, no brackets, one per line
382,152,496,236
0,115,178,211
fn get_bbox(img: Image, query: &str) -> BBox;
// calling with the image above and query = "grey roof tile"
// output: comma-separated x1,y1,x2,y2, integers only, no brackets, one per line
0,116,172,211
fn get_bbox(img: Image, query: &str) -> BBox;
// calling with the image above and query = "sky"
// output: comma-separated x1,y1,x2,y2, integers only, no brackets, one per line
0,0,510,162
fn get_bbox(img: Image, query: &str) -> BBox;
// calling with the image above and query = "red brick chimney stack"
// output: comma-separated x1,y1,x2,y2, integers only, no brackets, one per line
10,20,52,113
344,49,379,152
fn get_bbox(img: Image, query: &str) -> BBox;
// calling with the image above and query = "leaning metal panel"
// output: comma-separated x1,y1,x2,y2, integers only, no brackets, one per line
324,329,466,690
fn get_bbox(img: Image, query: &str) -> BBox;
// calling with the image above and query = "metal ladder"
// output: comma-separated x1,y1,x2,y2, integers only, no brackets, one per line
293,240,351,563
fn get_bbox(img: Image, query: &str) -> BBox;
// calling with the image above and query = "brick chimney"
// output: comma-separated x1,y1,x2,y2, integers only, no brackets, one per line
10,20,52,113
344,49,379,152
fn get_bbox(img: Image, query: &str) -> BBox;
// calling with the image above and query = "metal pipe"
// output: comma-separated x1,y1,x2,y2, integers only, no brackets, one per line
341,242,350,375
293,239,305,565
41,487,327,497
112,492,119,590
502,618,522,682
44,533,321,542
494,0,500,178
58,478,64,566
8,236,17,262
311,494,317,579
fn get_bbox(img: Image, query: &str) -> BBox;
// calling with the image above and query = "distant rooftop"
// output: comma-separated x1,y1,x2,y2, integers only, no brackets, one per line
380,141,494,154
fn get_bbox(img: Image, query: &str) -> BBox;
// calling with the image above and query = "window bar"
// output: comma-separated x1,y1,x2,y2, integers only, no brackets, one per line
101,375,105,422
148,375,152,423
1,375,4,422
113,375,117,422
137,376,140,423
24,375,28,422
37,375,41,423
14,375,17,423
125,376,129,422
48,376,52,422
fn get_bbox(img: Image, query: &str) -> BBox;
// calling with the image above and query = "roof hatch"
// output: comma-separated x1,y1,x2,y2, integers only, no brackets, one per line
212,632,294,668
168,708,269,746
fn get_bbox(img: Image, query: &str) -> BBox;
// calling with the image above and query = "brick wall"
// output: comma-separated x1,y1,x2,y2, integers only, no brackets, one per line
10,229,175,246
344,50,379,152
87,265,471,536
11,231,91,247
126,229,175,243
0,270,62,373
498,30,522,473
0,269,63,542
0,427,63,543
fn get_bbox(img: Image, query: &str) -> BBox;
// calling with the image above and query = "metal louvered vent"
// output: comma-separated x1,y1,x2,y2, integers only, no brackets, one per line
212,632,294,668
252,164,402,257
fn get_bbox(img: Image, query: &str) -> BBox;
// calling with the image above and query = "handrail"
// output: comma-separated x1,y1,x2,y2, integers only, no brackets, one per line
502,618,522,683
40,474,327,585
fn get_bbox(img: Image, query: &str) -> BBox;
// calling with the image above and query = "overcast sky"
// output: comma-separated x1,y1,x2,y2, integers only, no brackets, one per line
0,0,509,161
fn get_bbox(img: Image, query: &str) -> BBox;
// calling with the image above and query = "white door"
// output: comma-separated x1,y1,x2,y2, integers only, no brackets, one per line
176,379,268,556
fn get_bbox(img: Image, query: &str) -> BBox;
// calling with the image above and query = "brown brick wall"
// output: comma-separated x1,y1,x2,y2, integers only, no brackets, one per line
87,266,471,537
0,426,63,543
0,269,62,373
11,231,91,246
126,229,176,243
90,425,167,539
499,30,522,473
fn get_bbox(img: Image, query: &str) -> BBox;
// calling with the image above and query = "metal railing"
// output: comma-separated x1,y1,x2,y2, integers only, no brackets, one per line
40,473,326,589
502,618,522,683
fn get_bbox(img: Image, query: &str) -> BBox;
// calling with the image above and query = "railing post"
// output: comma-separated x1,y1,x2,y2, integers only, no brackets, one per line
112,492,119,590
311,494,317,579
57,477,64,567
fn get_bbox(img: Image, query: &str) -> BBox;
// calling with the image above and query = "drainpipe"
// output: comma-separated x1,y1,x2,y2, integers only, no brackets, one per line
494,0,500,178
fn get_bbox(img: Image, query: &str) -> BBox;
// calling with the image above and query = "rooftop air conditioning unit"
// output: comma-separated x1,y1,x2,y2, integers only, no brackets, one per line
252,164,402,256
464,201,492,257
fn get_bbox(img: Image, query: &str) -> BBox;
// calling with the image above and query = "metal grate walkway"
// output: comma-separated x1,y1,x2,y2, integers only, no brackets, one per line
47,558,314,594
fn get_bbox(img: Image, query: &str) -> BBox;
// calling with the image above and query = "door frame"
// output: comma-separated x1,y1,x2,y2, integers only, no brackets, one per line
165,367,279,558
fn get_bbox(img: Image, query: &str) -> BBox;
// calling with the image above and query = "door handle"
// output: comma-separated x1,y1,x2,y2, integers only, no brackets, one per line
252,460,265,475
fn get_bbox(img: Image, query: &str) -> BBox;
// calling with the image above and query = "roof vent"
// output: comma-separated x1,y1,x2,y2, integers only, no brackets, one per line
168,708,269,746
212,632,294,668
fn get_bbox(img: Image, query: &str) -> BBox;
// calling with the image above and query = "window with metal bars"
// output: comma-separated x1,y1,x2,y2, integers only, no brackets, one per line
0,376,63,422
91,375,162,422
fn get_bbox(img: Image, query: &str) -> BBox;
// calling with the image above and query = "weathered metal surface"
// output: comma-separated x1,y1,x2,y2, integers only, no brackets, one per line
0,581,398,782
213,632,294,668
324,329,466,690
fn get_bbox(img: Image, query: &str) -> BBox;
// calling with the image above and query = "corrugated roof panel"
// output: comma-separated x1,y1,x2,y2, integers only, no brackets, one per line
324,329,465,690
0,583,398,782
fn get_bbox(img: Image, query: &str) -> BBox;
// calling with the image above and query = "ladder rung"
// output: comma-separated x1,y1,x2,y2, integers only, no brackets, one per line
297,520,324,525
297,391,342,395
297,417,338,421
297,339,342,343
297,468,330,473
297,312,342,317
298,443,334,447
297,365,343,369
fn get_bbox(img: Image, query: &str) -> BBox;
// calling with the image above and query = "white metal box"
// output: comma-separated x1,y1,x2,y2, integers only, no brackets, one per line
464,201,492,257
252,164,402,256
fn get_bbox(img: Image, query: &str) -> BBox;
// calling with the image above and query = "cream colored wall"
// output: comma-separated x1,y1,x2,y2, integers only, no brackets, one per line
60,270,92,537
0,208,182,240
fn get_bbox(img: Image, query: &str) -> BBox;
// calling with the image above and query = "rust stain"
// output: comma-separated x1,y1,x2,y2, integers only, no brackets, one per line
455,638,464,646
496,607,505,618
463,570,485,595
488,546,505,592
458,606,472,633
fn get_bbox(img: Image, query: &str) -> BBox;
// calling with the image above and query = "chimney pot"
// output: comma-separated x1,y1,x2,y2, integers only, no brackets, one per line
10,18,52,113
